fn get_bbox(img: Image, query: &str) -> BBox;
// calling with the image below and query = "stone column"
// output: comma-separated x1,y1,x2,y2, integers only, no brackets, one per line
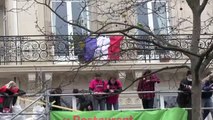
118,71,126,109
44,72,53,89
27,73,36,93
134,71,143,90
5,0,18,35
134,71,143,108
44,72,53,115
118,71,126,88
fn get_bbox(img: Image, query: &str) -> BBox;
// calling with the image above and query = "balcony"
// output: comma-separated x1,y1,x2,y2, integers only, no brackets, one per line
0,34,212,65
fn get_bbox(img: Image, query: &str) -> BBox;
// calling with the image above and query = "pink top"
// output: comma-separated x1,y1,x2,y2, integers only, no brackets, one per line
106,80,122,104
0,86,7,93
0,86,19,104
89,79,107,92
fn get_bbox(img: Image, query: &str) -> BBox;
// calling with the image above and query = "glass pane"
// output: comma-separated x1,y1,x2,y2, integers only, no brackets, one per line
0,8,4,35
52,2,69,56
152,2,168,34
137,3,151,56
71,2,87,35
53,2,68,35
71,2,87,56
152,2,169,60
137,3,149,35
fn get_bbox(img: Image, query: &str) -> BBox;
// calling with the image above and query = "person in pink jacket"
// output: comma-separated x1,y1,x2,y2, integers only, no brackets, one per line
89,73,107,110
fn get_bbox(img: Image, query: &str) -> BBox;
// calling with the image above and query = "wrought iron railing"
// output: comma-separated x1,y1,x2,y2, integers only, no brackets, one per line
0,34,212,65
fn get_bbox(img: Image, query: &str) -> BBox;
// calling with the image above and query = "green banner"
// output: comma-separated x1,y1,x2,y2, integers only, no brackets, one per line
50,108,187,120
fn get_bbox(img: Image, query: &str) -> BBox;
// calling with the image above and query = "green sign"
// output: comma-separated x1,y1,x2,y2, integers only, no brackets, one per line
50,108,187,120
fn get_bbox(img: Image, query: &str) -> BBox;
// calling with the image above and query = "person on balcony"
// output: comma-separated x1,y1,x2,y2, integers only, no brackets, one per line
106,75,122,110
202,75,213,120
137,69,160,109
176,70,192,120
89,73,107,110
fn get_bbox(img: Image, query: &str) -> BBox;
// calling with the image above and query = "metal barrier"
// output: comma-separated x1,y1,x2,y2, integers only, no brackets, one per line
0,90,213,120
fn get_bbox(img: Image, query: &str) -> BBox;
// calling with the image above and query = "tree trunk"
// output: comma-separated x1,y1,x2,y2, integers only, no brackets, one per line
189,0,202,119
191,66,202,120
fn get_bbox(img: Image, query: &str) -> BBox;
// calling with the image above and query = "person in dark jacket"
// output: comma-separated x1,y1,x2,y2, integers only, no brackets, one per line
202,75,213,119
73,89,93,111
137,69,160,109
177,70,192,120
49,88,62,111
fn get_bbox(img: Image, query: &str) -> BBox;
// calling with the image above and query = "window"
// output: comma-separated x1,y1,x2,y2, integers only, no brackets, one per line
136,0,169,60
52,0,89,58
0,6,6,35
137,1,168,34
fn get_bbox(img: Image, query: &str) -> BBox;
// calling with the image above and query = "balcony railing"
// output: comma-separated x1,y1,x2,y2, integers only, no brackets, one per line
0,34,212,65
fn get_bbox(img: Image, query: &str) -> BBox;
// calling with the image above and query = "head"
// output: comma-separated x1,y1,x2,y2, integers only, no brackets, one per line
109,76,117,84
73,88,79,93
6,81,16,88
73,89,80,98
53,87,62,94
143,69,152,79
6,81,19,93
94,73,102,80
186,70,192,81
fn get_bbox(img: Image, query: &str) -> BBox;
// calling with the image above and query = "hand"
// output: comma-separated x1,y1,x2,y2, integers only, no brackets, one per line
6,81,16,89
187,85,192,89
88,105,92,110
94,92,103,94
210,83,213,87
146,79,150,82
109,89,114,93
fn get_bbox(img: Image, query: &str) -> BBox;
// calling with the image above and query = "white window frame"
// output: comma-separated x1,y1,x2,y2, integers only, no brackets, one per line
137,0,170,60
51,0,90,61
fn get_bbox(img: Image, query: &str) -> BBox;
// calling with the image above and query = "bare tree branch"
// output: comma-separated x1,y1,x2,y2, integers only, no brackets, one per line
93,22,200,57
122,65,190,92
199,0,209,14
34,0,93,33
186,0,194,11
121,32,201,58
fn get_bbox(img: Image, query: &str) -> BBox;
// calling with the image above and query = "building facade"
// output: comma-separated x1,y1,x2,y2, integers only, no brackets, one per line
0,0,213,110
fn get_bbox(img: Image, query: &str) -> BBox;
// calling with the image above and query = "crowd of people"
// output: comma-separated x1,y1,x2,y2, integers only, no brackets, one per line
49,73,123,111
177,70,213,120
49,70,160,111
48,69,213,120
1,69,211,120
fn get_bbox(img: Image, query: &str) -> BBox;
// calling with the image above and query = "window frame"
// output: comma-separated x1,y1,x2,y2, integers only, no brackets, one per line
136,0,170,60
51,0,90,60
0,7,6,35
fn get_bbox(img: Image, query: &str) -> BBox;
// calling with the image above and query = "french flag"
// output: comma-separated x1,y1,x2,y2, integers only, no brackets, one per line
84,36,124,61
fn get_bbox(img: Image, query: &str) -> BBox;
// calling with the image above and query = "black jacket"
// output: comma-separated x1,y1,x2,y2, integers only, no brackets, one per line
202,80,213,98
177,78,192,107
49,91,61,111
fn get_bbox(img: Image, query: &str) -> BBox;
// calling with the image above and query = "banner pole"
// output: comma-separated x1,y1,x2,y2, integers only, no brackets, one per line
45,87,50,120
